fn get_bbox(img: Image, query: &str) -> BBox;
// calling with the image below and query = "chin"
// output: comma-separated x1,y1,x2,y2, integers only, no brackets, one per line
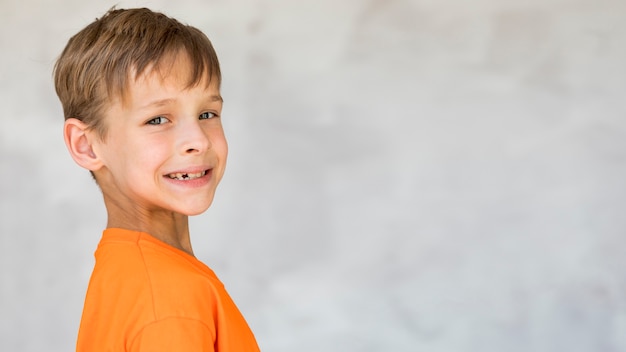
181,200,215,216
185,209,210,216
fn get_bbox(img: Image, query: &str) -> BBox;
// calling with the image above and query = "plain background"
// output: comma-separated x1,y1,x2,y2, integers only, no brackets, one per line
2,0,626,351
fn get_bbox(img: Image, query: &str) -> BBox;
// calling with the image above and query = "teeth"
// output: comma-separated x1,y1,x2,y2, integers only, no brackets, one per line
167,170,206,180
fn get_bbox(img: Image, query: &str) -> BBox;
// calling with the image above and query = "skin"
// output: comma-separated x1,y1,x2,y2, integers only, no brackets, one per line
64,53,227,256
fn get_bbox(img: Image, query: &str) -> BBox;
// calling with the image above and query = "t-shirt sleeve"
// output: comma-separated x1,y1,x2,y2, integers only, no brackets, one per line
129,317,215,352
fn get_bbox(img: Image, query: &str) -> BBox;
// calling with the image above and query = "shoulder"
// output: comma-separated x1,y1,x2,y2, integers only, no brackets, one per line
79,230,234,350
92,231,222,296
132,237,224,321
88,237,152,299
86,232,224,322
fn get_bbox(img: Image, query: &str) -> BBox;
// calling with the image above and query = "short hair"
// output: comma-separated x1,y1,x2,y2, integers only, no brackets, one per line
54,7,221,139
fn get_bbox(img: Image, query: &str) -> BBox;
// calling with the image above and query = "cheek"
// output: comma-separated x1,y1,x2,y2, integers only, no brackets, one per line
220,138,228,159
212,134,228,179
212,131,228,157
113,141,164,180
133,135,171,161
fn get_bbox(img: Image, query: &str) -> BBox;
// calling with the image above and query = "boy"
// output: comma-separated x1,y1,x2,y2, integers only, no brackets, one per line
54,7,260,351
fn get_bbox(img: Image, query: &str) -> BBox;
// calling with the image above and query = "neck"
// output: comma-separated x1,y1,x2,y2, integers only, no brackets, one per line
103,194,195,256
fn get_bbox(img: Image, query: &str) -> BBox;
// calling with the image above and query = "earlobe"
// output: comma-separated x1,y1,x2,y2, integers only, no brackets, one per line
64,118,103,171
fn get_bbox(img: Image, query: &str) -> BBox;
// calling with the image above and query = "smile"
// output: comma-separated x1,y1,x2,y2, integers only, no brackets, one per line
166,170,207,180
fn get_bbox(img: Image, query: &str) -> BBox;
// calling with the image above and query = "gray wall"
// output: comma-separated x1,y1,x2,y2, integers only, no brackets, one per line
2,0,626,351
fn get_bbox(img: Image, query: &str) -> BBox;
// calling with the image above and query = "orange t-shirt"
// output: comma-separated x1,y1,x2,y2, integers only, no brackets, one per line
76,228,260,351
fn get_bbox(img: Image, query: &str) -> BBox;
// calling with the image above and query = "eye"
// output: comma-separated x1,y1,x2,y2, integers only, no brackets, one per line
199,111,217,120
146,116,170,125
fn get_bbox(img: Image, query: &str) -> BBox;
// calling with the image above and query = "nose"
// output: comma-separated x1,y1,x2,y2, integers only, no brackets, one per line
178,119,211,155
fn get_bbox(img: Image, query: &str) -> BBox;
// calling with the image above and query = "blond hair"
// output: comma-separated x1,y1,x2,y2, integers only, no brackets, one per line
54,7,221,139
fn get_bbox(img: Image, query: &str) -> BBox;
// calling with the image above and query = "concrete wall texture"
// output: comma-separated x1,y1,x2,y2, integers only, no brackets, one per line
1,0,626,351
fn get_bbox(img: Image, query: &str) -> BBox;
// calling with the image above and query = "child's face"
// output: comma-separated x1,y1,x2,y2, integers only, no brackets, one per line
92,55,227,217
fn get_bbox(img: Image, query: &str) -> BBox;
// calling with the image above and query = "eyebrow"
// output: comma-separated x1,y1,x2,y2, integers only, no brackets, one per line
139,98,174,109
209,95,224,103
139,95,223,109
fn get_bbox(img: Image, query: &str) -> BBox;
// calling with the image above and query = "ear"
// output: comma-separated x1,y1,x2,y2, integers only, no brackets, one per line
63,118,104,171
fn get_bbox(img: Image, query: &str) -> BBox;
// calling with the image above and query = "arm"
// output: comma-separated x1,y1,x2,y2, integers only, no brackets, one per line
129,317,215,352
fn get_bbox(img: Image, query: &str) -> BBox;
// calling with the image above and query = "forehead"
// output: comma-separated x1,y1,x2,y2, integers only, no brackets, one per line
119,51,220,107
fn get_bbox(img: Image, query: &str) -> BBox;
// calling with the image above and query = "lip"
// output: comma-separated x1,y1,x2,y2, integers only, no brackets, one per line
163,166,213,187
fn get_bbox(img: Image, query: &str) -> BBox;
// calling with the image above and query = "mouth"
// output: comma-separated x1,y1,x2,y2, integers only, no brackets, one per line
166,170,208,181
